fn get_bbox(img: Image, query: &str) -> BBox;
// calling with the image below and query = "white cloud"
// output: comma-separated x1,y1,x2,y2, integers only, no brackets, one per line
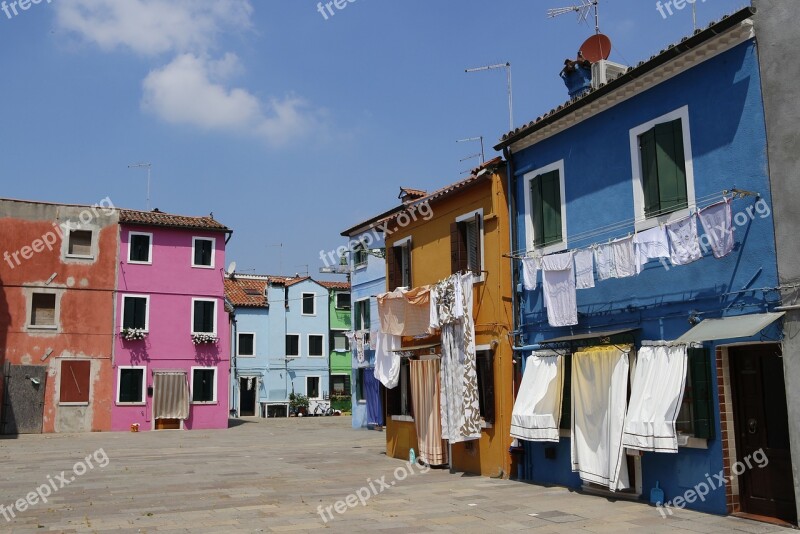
56,0,253,56
57,0,325,147
142,54,320,146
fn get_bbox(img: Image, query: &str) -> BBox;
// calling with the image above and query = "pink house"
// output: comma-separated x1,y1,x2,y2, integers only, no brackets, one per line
111,209,232,431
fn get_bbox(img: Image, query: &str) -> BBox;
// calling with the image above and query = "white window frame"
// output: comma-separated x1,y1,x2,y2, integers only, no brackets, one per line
333,332,350,352
121,294,150,332
523,159,568,256
392,236,412,289
191,236,216,269
116,366,146,405
191,298,218,335
65,229,95,260
306,375,322,400
354,298,370,332
455,208,486,283
27,290,60,331
128,231,153,265
190,366,218,404
286,333,301,358
630,105,696,232
335,292,351,310
307,334,326,358
237,332,256,358
301,292,317,316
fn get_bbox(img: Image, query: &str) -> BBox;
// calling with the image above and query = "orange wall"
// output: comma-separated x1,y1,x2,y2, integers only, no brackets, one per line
383,170,515,477
0,200,118,432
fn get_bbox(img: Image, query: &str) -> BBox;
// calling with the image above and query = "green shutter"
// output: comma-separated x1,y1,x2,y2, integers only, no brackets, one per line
688,347,715,439
364,301,371,330
560,355,572,430
531,178,545,247
531,170,562,247
640,128,661,218
654,118,688,214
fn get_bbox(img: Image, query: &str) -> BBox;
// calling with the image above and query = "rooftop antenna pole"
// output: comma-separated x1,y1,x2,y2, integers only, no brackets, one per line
692,3,697,32
457,136,485,164
128,163,152,210
465,63,513,131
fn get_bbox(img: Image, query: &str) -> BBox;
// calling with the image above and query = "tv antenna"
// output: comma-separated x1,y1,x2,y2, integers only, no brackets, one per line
457,136,485,165
465,63,513,131
547,0,601,34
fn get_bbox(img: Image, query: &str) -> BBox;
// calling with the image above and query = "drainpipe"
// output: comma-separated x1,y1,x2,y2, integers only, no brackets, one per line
231,313,238,417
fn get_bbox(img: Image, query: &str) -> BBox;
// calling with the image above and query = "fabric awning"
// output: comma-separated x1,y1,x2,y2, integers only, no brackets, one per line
539,328,638,344
676,312,785,343
153,372,189,420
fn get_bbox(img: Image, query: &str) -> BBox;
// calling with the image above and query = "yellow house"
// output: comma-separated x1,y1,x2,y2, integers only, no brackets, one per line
379,158,515,478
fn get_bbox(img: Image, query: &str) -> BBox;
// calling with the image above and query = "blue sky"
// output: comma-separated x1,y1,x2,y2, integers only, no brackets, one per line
0,0,749,278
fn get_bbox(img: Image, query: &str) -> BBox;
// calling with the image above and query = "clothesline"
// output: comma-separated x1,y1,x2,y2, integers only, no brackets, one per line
505,188,757,260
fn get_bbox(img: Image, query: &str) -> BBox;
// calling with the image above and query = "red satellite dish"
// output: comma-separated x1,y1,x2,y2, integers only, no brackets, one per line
580,33,612,63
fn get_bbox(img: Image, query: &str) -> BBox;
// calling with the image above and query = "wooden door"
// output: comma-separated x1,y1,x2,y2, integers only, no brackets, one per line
730,345,796,523
2,364,47,434
239,377,257,417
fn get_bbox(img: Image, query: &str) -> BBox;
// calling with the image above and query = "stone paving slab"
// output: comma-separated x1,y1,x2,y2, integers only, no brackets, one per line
0,417,795,533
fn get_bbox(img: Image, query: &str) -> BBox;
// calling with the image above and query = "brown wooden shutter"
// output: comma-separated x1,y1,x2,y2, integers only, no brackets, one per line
470,213,481,273
450,222,468,274
386,244,398,291
60,360,91,403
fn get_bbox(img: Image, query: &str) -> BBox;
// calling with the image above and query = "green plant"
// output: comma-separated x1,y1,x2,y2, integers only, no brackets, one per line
289,393,309,410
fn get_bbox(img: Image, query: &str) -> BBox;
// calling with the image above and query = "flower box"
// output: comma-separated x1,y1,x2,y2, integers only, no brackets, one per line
121,328,148,341
192,333,219,345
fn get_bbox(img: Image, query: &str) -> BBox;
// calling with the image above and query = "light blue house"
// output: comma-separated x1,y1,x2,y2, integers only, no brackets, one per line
226,274,331,417
496,8,794,522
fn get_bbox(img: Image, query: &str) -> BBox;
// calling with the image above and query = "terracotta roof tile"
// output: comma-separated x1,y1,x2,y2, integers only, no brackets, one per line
120,208,230,232
224,278,268,308
318,281,351,291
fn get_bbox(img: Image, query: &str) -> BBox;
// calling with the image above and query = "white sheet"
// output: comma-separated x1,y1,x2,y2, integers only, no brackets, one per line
594,244,616,282
698,199,734,259
521,256,540,291
541,251,578,327
373,332,401,388
611,236,636,278
667,216,702,266
510,352,563,442
571,346,630,491
623,344,688,453
574,249,595,290
633,226,670,274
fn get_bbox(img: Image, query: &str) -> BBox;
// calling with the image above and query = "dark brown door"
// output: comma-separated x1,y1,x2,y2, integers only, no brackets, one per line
730,345,796,523
1,364,47,434
239,377,257,417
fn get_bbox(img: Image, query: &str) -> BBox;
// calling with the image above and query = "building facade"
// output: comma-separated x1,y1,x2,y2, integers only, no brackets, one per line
111,210,232,431
497,8,795,523
321,281,351,409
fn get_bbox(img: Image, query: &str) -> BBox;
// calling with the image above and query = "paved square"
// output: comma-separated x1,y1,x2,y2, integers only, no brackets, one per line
0,417,794,533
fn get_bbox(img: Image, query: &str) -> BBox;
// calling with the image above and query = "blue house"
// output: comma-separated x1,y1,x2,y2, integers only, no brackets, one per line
225,274,331,416
496,8,795,523
340,200,410,429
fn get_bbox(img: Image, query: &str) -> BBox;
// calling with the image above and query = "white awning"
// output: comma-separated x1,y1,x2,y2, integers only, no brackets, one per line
676,312,785,344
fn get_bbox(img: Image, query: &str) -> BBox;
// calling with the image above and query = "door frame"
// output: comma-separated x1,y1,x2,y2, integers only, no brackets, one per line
238,375,259,417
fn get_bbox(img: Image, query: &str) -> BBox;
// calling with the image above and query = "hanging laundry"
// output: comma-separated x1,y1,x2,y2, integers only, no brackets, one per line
363,370,384,427
521,256,540,291
611,236,636,278
698,199,734,259
574,249,595,290
593,243,615,281
571,345,631,491
541,251,578,327
439,273,482,443
355,333,365,364
667,216,702,265
373,332,401,388
633,226,671,274
410,358,448,466
510,352,564,442
623,344,688,453
377,286,432,336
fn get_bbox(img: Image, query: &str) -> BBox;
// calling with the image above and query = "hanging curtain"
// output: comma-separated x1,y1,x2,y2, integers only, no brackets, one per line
153,372,189,420
410,358,447,466
377,286,432,336
510,352,564,442
570,345,631,491
438,273,482,444
363,370,384,427
373,332,401,388
623,344,688,453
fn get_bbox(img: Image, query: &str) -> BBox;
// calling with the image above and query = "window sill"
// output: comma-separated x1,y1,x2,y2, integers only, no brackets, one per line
191,332,218,337
191,264,215,269
533,241,568,257
65,254,94,260
127,260,152,265
301,314,317,317
354,263,368,270
192,401,218,405
116,402,146,406
357,400,367,405
481,420,493,429
237,354,256,358
307,355,326,359
678,435,708,449
28,325,58,331
634,207,692,233
391,415,414,422
59,402,89,407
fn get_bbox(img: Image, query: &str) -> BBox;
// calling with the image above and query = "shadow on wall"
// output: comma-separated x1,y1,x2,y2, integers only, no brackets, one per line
194,344,221,367
0,272,14,439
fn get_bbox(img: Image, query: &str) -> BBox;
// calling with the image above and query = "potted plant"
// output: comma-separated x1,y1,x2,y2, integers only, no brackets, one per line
289,393,309,417
191,333,219,345
121,328,147,341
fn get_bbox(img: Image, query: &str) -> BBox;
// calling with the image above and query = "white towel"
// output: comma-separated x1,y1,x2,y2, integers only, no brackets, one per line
571,346,631,491
510,353,564,442
594,244,616,281
633,226,671,274
698,199,734,259
541,252,578,327
373,332,401,389
611,236,636,278
521,256,540,291
623,344,688,453
574,250,595,290
667,216,702,266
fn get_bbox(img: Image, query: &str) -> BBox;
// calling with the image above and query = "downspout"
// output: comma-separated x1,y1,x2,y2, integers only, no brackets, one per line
231,313,238,416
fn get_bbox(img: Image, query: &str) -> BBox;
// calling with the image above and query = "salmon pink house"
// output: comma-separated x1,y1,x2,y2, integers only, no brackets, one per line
112,209,232,431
